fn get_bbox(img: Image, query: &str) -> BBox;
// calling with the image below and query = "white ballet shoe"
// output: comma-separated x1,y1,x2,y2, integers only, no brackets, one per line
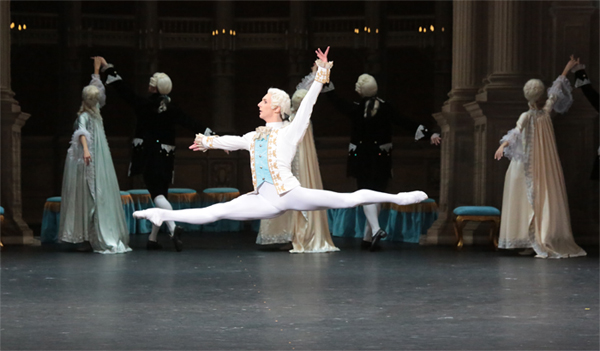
395,191,428,205
133,209,165,227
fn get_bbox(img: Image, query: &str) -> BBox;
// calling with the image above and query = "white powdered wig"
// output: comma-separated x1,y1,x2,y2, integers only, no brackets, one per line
78,85,100,116
267,87,291,119
291,89,308,114
150,72,173,95
355,74,378,98
523,78,545,103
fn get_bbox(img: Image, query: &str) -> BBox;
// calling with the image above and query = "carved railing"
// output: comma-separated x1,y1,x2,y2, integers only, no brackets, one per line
159,17,212,33
11,13,436,49
235,18,289,33
387,15,435,32
81,14,135,31
310,16,365,33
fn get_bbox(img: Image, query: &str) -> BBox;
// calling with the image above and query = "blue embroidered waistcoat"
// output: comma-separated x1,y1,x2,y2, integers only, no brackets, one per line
254,137,273,186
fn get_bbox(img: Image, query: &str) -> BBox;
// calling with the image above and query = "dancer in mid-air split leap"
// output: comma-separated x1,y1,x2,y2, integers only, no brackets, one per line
133,47,428,230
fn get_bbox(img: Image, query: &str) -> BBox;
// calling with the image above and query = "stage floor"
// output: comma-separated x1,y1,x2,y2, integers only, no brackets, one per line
2,232,598,350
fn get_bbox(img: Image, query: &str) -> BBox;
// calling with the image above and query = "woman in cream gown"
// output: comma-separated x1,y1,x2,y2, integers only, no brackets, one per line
256,68,339,253
58,57,131,254
495,58,586,259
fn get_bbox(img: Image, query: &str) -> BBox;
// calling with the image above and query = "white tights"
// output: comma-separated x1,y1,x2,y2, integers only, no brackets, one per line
134,183,427,227
148,195,176,241
363,204,382,241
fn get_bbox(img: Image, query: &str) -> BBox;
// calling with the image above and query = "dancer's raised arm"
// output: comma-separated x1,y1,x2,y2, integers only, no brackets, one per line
287,47,332,146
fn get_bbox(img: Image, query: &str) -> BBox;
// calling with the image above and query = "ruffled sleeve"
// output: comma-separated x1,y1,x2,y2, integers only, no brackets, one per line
544,75,573,114
68,113,92,162
89,74,106,108
500,128,524,162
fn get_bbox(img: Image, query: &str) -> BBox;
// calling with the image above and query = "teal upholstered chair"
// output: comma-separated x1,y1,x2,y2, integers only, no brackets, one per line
41,196,62,243
453,206,501,250
126,189,154,234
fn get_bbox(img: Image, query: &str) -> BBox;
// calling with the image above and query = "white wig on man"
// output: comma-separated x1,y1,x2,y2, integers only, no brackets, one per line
267,88,291,120
149,72,173,95
355,74,378,98
523,78,545,103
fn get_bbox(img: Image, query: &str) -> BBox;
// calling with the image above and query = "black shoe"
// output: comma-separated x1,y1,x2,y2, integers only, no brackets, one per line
146,240,163,250
361,240,372,250
370,229,388,252
171,226,183,252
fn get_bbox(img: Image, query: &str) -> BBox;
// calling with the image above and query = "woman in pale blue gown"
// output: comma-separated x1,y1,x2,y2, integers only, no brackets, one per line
58,57,131,254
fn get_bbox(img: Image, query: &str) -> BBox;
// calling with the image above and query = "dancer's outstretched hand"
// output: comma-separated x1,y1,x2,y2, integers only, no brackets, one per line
316,46,330,62
189,143,205,152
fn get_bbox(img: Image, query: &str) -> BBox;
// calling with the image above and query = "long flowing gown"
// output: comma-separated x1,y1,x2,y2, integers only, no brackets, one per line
498,75,586,258
58,75,131,254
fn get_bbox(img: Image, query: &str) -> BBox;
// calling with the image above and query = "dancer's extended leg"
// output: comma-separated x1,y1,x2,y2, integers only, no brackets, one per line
280,187,427,211
134,192,282,227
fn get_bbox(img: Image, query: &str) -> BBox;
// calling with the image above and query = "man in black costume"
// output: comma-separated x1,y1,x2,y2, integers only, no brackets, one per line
99,57,211,251
326,73,441,251
571,58,599,180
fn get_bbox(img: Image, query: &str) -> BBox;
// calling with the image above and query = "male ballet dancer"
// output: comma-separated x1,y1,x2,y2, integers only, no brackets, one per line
133,48,428,234
99,56,211,251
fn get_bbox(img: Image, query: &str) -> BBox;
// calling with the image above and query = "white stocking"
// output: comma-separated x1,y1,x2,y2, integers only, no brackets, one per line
154,195,176,235
363,204,381,240
148,224,160,242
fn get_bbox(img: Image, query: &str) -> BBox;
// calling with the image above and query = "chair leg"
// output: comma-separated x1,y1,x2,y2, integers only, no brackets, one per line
453,217,464,250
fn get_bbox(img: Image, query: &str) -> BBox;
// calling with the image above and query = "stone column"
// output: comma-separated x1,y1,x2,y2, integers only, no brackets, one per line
433,1,452,111
549,1,598,244
212,0,235,133
288,1,309,92
465,1,540,212
1,0,35,245
424,0,484,246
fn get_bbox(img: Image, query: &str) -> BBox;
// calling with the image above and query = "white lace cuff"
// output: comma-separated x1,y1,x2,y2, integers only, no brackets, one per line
547,75,573,114
415,125,427,141
500,128,524,162
106,73,123,85
379,143,392,152
575,78,591,89
69,128,92,162
315,59,334,70
194,133,214,152
297,71,335,93
132,138,143,147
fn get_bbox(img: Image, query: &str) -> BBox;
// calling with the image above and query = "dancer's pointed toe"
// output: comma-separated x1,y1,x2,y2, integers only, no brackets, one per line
396,190,429,205
133,209,164,227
